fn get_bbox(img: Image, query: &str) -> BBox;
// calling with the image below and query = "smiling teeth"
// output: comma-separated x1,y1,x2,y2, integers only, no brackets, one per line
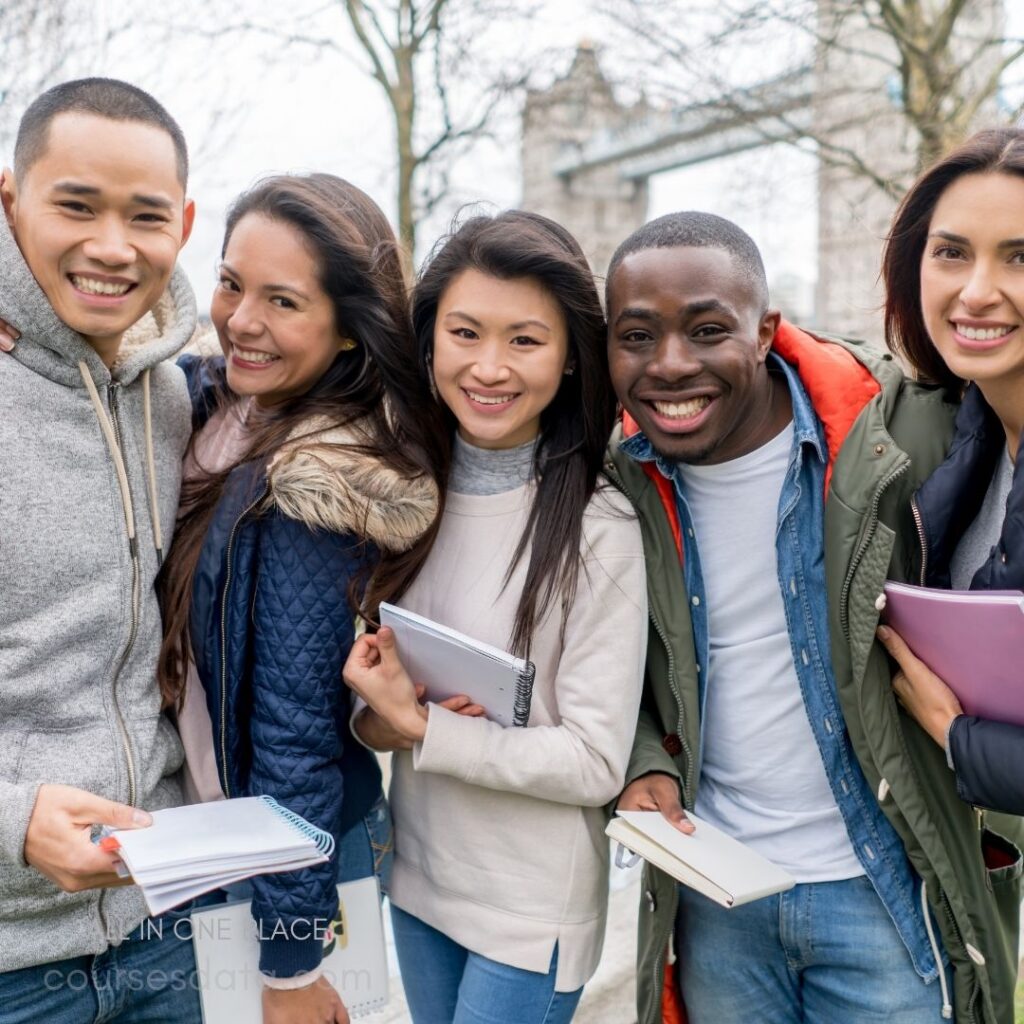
959,325,1014,341
234,346,277,363
71,275,131,296
653,397,711,419
466,390,515,405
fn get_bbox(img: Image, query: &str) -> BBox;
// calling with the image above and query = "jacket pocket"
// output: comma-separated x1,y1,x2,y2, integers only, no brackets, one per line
982,826,1023,884
14,723,119,799
981,826,1023,961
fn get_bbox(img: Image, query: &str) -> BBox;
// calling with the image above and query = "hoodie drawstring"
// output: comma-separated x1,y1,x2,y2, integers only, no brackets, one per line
141,369,164,564
78,362,163,565
921,880,953,1019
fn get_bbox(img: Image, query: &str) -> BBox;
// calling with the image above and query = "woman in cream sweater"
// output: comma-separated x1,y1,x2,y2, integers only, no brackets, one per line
344,211,646,1023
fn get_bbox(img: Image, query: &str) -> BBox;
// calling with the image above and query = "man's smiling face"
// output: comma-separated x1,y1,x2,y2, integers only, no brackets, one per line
2,111,193,361
607,245,780,465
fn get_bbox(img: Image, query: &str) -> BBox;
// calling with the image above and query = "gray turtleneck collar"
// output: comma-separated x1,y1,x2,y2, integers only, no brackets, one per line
449,433,537,495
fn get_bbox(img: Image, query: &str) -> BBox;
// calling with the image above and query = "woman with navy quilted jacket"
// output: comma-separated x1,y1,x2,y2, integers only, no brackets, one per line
155,174,450,1024
876,128,1024,817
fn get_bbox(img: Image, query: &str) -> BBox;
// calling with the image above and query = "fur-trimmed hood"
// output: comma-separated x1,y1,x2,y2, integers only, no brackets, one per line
265,415,439,553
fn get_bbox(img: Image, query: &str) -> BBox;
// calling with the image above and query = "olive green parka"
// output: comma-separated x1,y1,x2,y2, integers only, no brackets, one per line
606,326,1023,1024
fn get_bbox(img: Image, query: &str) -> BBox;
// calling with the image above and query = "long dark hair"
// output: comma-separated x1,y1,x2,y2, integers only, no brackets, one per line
883,127,1024,389
411,210,615,655
157,174,445,708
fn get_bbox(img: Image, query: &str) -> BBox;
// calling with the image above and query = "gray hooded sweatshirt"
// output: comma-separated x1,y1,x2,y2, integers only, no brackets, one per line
0,216,196,972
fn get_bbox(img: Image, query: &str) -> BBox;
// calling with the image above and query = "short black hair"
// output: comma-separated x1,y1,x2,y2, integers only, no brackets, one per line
607,211,769,310
14,78,188,186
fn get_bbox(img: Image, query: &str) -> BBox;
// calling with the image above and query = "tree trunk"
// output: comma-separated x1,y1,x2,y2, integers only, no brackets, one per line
394,39,417,276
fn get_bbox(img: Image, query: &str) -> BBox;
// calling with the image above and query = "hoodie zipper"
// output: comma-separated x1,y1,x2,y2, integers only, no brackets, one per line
839,460,909,642
218,487,269,798
910,495,929,586
107,382,139,807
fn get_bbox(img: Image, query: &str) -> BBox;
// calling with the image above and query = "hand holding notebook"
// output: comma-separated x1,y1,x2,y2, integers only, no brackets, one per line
606,810,795,907
108,796,333,916
345,624,432,742
880,582,1024,727
344,603,535,732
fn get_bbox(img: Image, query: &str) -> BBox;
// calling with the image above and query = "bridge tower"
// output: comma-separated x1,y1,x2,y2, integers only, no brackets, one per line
521,43,648,277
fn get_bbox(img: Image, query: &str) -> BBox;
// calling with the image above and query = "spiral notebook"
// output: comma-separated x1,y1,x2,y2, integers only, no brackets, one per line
882,581,1024,726
380,602,535,727
191,876,388,1022
110,796,333,916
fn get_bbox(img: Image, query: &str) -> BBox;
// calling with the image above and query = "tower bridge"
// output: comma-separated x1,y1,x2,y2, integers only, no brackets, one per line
521,1,1004,341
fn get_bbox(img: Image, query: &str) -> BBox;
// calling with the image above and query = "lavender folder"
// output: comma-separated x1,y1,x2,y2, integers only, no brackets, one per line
882,582,1024,727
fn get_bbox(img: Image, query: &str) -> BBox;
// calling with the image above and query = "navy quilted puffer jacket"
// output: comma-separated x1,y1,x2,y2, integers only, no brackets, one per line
913,382,1024,815
181,356,439,978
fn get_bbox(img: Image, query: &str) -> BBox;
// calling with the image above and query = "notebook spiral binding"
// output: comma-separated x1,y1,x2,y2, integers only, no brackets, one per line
259,795,336,858
512,660,536,728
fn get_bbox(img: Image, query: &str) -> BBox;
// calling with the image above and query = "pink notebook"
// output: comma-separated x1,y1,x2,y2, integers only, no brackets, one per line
882,582,1024,727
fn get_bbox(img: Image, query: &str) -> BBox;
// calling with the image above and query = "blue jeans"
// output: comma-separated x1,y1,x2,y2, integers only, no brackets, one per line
341,793,394,891
675,876,947,1023
0,900,204,1024
391,905,583,1024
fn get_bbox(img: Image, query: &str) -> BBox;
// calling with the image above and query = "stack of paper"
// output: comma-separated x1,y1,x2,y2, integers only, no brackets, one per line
606,810,795,908
111,796,333,915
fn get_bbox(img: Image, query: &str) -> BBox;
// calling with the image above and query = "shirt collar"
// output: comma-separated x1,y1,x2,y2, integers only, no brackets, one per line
770,351,826,463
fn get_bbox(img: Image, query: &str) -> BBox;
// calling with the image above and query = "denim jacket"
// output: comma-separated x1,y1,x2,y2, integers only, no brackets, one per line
619,353,939,981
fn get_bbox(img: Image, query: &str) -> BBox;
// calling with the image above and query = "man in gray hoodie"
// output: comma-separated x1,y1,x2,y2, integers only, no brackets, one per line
0,79,201,1022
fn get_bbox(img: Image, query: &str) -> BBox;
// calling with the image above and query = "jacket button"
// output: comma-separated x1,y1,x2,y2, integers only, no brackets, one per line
645,889,657,912
873,444,887,456
662,733,683,757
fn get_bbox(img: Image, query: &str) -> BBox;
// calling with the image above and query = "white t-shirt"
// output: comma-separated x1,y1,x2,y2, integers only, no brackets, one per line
680,422,863,882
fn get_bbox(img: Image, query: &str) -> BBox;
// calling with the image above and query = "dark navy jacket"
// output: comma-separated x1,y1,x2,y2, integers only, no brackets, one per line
914,383,1024,814
181,356,382,977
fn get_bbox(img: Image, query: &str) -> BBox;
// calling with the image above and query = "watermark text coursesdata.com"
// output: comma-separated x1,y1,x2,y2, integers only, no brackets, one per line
40,914,372,993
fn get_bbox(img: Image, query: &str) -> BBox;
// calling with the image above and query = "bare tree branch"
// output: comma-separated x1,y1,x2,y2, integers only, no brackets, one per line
605,0,1024,198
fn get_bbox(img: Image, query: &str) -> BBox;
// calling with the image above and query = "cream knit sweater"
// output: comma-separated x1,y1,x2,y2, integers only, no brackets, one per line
388,480,647,992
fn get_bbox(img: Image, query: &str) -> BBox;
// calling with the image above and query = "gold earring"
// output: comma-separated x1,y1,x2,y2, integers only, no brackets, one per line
339,338,357,351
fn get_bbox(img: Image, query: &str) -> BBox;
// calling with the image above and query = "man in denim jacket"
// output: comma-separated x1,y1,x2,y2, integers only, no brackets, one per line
606,212,1021,1024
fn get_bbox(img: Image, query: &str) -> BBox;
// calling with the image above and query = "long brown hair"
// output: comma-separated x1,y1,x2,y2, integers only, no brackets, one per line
157,174,445,708
883,127,1024,389
411,210,615,656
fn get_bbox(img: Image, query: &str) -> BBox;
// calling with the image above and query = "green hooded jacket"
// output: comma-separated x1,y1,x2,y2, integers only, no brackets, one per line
605,326,1024,1024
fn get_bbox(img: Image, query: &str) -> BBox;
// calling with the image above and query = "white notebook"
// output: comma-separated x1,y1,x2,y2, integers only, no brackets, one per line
111,796,333,916
192,876,388,1021
606,810,795,908
380,602,536,728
